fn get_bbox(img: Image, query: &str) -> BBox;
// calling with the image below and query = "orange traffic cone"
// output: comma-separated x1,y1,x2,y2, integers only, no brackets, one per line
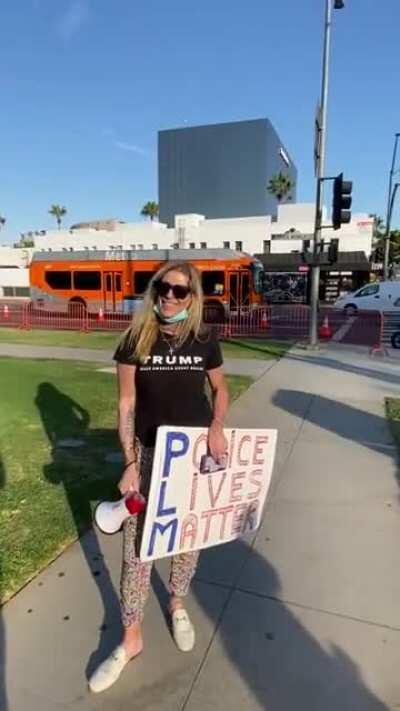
3,304,9,320
319,315,332,340
261,310,268,329
98,307,104,321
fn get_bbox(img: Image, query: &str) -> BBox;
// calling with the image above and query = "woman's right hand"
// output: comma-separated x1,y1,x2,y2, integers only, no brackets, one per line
118,461,140,495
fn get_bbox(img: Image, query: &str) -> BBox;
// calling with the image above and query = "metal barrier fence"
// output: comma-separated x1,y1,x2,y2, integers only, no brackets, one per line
0,300,392,351
0,302,133,332
0,301,26,328
382,311,400,349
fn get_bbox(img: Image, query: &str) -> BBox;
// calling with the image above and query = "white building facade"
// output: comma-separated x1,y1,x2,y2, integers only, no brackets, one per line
0,247,33,298
7,206,372,305
32,205,373,258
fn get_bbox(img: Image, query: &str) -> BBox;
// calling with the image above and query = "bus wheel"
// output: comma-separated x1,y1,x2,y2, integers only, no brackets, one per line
203,302,225,324
344,304,357,317
391,332,400,349
68,298,87,317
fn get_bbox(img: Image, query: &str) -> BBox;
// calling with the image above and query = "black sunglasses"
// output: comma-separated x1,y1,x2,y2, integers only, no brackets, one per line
154,279,191,300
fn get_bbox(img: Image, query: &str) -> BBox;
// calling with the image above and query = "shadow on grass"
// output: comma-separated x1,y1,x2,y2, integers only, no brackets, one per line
0,455,7,711
34,382,123,677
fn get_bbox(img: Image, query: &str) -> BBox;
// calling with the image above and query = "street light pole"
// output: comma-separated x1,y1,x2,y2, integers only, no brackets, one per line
309,0,332,347
383,132,400,280
309,0,344,347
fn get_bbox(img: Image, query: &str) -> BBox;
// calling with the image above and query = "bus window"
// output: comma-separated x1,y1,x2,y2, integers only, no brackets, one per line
202,271,225,296
45,271,72,290
134,271,155,294
251,261,264,294
73,271,101,290
105,274,112,291
115,274,122,292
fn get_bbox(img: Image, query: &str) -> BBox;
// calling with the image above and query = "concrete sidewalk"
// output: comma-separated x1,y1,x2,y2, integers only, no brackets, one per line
0,342,274,378
2,343,400,709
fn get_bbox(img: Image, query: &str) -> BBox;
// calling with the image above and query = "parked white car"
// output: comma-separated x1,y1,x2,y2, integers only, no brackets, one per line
335,281,400,314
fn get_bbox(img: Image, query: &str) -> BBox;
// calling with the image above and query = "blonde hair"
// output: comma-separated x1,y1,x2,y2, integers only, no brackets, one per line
123,261,206,363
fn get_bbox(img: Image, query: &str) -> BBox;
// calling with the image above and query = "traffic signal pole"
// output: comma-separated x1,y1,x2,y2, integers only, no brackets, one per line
383,133,400,280
309,0,332,348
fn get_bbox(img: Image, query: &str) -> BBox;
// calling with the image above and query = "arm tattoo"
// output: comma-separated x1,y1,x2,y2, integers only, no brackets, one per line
119,404,136,464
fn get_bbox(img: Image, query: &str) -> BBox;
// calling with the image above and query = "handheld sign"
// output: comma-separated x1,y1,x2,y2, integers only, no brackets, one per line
139,426,277,562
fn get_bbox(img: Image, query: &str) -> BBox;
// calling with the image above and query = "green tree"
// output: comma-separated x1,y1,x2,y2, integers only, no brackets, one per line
369,213,385,240
141,201,159,222
16,235,34,247
372,229,400,263
267,172,294,202
0,215,6,231
48,204,67,229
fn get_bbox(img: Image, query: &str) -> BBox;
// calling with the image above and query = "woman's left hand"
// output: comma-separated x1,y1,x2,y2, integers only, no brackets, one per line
208,420,228,466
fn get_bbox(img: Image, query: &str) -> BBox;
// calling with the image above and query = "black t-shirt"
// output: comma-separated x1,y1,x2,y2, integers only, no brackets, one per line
113,329,223,447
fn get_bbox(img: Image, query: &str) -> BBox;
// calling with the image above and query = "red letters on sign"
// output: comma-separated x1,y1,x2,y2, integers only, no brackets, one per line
180,513,198,549
190,472,198,511
247,469,263,499
231,503,249,536
207,472,227,508
218,506,234,539
252,436,268,466
201,509,221,544
237,435,251,466
229,471,246,503
192,434,208,470
228,429,236,469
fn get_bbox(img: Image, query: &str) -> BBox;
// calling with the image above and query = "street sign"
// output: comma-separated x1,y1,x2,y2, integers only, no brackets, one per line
314,103,322,177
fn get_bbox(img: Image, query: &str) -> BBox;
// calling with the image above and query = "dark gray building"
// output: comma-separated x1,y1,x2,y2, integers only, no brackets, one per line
158,118,297,227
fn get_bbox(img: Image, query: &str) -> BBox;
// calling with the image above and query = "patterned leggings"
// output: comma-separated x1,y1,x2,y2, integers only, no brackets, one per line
120,443,200,627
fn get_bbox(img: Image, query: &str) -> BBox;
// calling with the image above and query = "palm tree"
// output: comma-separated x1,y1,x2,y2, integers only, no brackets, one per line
141,201,159,222
369,213,385,240
267,172,294,202
372,228,400,264
49,204,67,230
0,215,5,231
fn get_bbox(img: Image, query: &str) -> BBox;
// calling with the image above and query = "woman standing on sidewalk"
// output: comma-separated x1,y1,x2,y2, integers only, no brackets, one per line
89,260,229,693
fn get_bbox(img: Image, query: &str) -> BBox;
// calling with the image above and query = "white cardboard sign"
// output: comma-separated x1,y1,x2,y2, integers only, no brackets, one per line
140,426,277,562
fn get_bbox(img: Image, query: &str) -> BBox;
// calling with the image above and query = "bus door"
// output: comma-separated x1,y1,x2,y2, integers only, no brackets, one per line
229,271,250,311
103,271,122,311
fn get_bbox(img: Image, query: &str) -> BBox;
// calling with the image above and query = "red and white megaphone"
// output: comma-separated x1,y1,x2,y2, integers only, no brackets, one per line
94,492,146,535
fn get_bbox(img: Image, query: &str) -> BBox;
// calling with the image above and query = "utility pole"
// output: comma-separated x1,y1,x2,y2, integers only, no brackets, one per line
383,133,400,280
309,0,344,347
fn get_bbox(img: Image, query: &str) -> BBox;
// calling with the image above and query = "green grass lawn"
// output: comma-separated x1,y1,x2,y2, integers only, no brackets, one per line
0,357,252,603
221,338,291,360
0,327,290,360
385,398,400,450
0,327,120,350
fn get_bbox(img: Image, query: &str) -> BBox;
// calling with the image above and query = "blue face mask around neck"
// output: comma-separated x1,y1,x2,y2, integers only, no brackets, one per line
153,303,189,324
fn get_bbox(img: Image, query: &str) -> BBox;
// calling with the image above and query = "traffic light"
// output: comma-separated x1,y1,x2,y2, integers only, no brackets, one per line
328,238,339,264
332,173,352,230
301,239,312,264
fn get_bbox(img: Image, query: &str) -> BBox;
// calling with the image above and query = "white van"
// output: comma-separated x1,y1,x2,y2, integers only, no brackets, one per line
335,281,400,313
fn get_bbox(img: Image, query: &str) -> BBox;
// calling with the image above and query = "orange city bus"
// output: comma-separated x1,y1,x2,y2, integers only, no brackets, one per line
29,248,264,320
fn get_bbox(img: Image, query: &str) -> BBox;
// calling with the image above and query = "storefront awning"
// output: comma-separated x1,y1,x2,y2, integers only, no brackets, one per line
255,251,371,272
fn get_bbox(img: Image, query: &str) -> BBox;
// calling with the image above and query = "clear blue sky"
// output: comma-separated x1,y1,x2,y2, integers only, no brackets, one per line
1,0,399,243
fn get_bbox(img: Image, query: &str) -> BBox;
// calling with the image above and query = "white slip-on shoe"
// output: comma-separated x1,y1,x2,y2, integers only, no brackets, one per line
171,609,195,652
88,645,129,693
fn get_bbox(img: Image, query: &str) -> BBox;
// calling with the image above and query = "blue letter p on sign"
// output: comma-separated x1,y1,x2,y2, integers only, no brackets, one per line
163,431,189,478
